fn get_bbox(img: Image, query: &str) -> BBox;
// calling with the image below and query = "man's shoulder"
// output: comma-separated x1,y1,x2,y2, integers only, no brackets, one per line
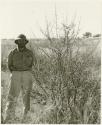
25,48,33,54
9,48,17,55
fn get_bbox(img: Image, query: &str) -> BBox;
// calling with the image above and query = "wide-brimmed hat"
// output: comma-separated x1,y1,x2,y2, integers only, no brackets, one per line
15,34,29,44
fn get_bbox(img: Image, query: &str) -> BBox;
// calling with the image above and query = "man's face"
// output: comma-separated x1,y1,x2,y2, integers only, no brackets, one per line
17,39,26,48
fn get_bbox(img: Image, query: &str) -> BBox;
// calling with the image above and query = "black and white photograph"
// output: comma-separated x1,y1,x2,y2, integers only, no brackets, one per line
0,0,101,124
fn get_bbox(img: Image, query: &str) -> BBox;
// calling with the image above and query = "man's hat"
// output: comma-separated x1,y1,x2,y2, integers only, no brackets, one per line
15,34,29,44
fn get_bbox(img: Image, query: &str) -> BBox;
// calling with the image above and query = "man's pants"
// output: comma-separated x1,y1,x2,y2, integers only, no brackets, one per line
5,71,33,122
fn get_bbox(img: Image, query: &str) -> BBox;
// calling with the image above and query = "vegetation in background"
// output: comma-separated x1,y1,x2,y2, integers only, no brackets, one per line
93,34,101,38
83,32,92,38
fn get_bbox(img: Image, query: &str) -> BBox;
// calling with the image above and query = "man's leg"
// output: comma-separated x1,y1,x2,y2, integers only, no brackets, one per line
22,71,32,121
22,89,31,114
5,95,17,123
5,71,21,123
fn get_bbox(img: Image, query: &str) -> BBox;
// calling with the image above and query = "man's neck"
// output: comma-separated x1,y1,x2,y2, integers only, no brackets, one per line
17,46,26,52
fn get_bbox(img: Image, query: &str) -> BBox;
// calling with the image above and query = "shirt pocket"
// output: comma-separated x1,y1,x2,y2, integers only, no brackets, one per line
24,54,33,66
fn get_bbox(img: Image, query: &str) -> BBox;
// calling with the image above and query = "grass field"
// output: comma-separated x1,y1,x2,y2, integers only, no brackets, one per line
1,37,101,124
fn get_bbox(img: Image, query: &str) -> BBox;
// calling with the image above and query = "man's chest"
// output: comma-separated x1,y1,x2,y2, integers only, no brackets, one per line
12,51,33,66
13,52,31,60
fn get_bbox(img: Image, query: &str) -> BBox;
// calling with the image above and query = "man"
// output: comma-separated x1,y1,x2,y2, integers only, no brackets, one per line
5,34,34,123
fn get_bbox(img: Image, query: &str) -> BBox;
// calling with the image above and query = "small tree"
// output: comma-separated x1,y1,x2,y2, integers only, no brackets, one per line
83,32,92,38
30,12,100,124
93,34,101,37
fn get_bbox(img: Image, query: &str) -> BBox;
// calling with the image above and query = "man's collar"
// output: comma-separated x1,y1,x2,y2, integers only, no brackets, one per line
17,46,27,52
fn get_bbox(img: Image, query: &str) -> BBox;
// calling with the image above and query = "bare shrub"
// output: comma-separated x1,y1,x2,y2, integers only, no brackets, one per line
30,17,101,124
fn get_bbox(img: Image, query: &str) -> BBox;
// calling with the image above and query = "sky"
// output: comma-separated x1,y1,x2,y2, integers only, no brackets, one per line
0,0,101,39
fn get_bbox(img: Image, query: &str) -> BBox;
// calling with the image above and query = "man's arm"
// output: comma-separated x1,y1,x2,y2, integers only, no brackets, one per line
30,50,37,66
8,51,13,72
32,51,37,66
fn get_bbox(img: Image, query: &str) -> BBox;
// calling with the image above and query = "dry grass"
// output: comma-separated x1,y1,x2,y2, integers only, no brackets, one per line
1,35,101,124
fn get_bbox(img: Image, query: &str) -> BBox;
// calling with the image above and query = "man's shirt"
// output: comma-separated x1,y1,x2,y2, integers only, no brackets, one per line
8,47,34,71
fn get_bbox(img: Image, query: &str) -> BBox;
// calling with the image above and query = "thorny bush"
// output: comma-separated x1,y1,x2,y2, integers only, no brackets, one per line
30,23,101,124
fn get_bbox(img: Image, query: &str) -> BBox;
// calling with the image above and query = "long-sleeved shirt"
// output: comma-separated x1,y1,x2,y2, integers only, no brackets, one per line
8,47,34,71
